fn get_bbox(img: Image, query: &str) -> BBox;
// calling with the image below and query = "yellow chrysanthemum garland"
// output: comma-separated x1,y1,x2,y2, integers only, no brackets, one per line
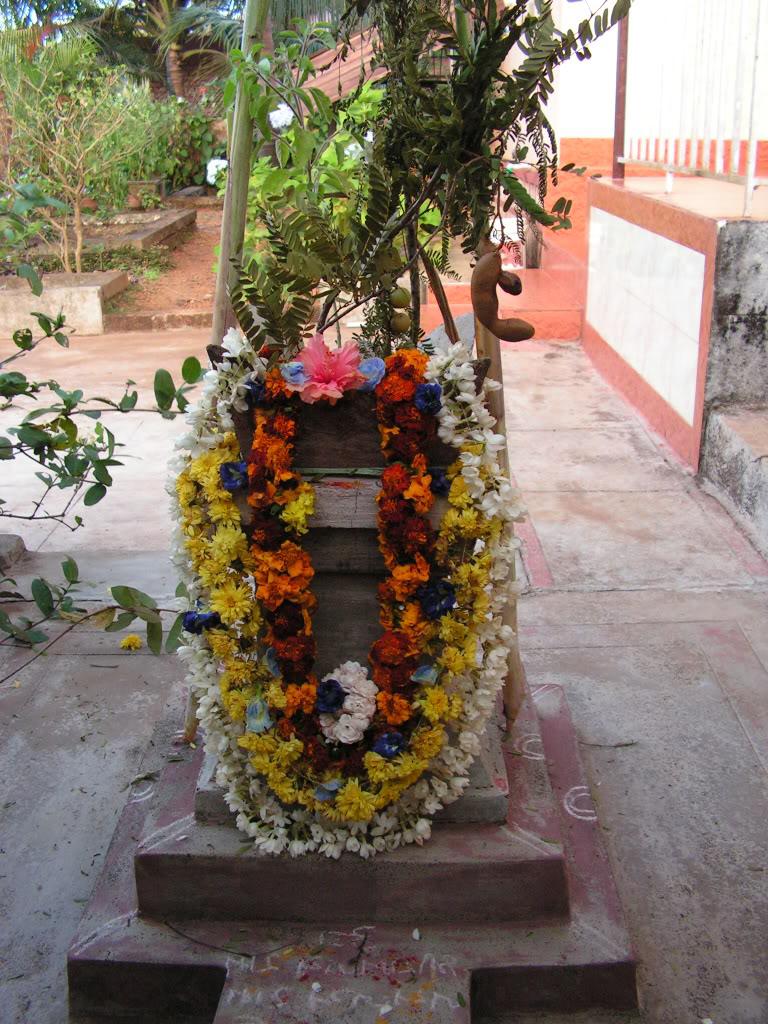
170,332,523,857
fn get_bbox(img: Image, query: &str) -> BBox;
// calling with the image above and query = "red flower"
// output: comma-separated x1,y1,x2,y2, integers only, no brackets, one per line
381,463,412,495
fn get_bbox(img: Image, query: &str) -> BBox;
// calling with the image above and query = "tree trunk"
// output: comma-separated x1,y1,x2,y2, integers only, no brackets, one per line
165,44,185,98
74,193,84,275
59,216,71,274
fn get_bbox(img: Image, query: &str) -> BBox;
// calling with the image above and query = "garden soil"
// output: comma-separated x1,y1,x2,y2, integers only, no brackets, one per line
108,205,222,317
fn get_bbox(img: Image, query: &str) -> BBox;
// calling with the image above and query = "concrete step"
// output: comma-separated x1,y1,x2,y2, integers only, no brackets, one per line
135,697,567,925
103,309,212,332
701,406,768,556
68,687,637,1023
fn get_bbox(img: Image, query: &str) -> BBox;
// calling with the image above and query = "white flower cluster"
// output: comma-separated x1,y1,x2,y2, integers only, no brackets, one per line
319,661,378,745
169,339,522,857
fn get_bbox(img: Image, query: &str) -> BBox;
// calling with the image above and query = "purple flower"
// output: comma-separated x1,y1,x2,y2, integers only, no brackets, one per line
429,466,450,496
182,610,221,634
414,381,442,415
317,678,346,713
417,578,457,620
358,357,386,392
372,731,406,759
219,460,248,492
281,361,308,388
243,377,267,406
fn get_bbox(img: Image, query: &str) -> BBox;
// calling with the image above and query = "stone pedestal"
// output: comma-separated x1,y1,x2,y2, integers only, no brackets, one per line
68,684,639,1023
194,718,509,830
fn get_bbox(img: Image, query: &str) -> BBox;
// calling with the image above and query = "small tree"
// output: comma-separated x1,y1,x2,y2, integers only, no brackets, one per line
0,43,149,272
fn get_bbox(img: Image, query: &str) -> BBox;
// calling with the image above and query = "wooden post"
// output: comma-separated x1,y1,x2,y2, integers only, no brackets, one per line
612,10,630,180
474,318,527,729
210,0,271,347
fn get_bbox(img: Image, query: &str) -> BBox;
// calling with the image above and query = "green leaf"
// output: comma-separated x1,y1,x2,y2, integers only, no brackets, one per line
12,328,33,351
17,628,49,645
153,369,176,411
84,483,107,506
146,618,163,655
105,610,137,632
174,580,188,598
119,391,138,412
134,605,161,625
181,356,202,384
61,557,79,583
164,613,184,653
110,586,157,610
32,312,53,335
292,126,316,168
0,437,14,460
17,263,42,296
222,78,236,108
93,463,113,487
31,578,54,617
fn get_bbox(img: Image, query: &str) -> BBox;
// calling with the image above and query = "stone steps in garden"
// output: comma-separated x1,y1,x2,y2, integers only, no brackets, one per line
701,405,768,557
103,309,212,332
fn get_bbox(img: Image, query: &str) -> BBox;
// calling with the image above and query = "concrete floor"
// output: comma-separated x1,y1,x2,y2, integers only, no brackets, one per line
1,336,767,1023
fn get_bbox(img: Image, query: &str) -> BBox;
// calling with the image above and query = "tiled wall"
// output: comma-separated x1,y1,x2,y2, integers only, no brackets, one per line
586,209,706,426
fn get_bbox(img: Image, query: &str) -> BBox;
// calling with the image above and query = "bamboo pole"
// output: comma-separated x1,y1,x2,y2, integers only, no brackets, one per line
474,317,527,728
210,0,271,348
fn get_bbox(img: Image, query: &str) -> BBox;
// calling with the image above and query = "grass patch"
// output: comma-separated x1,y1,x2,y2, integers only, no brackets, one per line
27,245,174,277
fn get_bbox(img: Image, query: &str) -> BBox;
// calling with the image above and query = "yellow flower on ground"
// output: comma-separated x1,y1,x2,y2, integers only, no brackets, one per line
209,580,253,625
120,633,143,651
335,779,378,822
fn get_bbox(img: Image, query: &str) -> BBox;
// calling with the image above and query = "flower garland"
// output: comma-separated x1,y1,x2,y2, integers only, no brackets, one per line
169,329,523,857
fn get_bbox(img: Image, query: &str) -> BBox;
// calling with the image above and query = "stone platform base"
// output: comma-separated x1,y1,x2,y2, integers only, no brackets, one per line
67,685,637,1022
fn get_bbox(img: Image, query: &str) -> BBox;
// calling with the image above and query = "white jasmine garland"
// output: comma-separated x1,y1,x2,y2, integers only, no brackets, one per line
169,340,522,857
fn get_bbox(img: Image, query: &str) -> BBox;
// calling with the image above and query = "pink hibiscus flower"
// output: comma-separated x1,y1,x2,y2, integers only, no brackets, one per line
291,333,364,404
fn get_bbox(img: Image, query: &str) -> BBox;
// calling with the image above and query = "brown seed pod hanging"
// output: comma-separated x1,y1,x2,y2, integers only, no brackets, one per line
470,247,535,343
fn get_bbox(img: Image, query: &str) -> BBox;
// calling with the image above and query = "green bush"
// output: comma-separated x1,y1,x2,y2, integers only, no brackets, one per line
116,95,217,197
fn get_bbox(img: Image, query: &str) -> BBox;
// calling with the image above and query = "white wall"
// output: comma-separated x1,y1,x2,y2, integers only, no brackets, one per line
548,0,618,139
586,209,705,425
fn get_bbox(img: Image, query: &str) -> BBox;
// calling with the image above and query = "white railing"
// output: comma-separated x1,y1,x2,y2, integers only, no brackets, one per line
620,0,767,214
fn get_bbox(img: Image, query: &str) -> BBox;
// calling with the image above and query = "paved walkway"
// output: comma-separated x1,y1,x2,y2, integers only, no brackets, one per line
1,334,767,1023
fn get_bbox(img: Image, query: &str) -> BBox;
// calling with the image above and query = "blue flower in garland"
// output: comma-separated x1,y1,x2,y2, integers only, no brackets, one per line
372,731,407,759
316,677,346,713
314,778,343,802
417,577,457,620
414,381,442,415
219,460,248,492
358,357,386,392
281,361,308,388
246,698,273,734
243,377,267,407
182,609,221,634
429,466,450,496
